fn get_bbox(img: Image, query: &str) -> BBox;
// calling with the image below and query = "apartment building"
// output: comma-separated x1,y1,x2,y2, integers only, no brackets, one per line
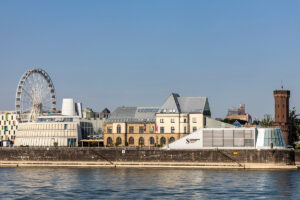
0,111,18,142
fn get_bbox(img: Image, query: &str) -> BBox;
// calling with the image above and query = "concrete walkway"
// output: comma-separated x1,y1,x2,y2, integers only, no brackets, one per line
0,161,297,169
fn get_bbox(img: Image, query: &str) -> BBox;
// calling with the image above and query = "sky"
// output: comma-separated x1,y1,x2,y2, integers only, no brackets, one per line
0,0,300,119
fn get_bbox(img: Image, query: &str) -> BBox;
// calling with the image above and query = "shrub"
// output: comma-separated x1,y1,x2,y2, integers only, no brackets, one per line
53,142,58,147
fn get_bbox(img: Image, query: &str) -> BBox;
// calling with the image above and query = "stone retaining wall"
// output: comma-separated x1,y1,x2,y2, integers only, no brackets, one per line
294,150,300,164
0,148,295,166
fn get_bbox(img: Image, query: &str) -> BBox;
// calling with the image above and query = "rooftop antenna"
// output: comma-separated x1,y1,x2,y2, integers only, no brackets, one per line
281,80,284,90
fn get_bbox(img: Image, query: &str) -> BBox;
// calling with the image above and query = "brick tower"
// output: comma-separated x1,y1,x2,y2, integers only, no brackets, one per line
273,90,291,145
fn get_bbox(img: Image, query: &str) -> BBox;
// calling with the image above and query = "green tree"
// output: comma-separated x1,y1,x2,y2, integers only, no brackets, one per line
252,118,260,125
222,118,237,124
289,107,300,143
260,114,274,127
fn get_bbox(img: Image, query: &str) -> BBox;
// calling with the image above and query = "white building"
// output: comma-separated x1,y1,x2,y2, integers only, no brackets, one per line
14,115,81,147
164,128,286,149
14,98,82,147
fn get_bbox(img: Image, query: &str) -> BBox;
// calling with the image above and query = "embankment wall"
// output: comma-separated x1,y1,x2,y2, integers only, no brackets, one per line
294,150,300,164
0,148,295,166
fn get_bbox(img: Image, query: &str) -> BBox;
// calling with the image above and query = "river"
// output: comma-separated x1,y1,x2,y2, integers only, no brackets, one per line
0,168,299,199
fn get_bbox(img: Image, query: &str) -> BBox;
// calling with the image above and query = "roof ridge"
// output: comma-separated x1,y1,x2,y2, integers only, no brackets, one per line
178,96,207,99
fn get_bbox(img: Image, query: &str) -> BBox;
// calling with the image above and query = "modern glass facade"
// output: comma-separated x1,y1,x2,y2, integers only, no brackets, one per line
166,128,286,149
203,129,255,148
263,128,285,147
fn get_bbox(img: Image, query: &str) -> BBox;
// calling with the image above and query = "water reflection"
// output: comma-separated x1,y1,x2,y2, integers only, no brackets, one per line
0,168,299,199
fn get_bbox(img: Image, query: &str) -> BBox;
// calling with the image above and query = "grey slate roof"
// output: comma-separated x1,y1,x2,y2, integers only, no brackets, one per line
106,93,210,123
106,107,159,123
159,93,210,114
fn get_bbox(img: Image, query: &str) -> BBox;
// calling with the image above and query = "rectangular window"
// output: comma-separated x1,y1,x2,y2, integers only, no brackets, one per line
192,118,197,123
129,126,134,133
160,119,164,123
139,126,144,134
107,127,112,134
160,127,164,134
184,118,187,123
117,126,121,134
171,118,175,123
64,124,68,130
192,127,197,132
184,126,187,133
171,126,175,133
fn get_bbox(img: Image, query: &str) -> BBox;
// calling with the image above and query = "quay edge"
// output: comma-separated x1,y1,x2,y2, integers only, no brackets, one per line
0,147,297,169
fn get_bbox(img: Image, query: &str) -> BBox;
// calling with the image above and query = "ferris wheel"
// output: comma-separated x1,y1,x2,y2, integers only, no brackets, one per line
15,68,57,122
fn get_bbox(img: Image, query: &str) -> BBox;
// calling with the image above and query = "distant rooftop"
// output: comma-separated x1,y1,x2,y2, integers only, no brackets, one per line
0,111,17,114
106,107,159,123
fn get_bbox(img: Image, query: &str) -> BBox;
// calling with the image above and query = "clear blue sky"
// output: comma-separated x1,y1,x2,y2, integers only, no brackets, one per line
0,0,300,119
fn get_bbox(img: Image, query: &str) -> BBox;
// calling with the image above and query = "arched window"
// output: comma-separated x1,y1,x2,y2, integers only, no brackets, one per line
116,137,122,145
117,125,121,134
129,137,134,145
149,137,155,145
169,137,175,143
160,137,166,145
139,137,144,145
107,137,112,145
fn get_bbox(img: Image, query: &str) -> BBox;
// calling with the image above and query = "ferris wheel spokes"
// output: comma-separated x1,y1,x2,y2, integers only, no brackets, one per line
15,68,57,122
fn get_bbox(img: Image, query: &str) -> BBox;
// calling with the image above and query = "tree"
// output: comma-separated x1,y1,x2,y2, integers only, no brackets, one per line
289,107,300,143
222,118,236,124
260,114,274,127
252,118,260,125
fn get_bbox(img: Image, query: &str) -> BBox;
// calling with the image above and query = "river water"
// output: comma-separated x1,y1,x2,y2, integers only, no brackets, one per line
0,167,299,199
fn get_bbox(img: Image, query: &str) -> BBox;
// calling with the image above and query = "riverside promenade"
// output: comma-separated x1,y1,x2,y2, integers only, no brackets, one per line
0,147,297,169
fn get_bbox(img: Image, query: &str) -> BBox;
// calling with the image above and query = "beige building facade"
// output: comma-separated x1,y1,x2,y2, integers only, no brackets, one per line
104,122,180,147
154,94,211,144
103,93,213,147
103,107,162,146
104,122,163,146
156,113,205,137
